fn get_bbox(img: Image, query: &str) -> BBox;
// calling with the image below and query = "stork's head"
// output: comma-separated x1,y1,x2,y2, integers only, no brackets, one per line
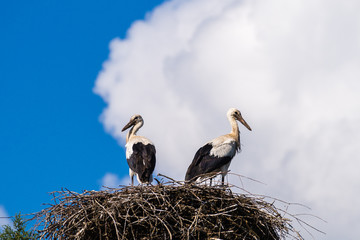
122,114,144,132
227,108,252,131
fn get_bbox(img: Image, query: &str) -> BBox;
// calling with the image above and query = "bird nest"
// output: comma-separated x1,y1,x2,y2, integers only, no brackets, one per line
33,175,309,240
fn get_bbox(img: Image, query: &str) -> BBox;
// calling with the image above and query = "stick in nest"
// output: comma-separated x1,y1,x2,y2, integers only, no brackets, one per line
32,174,322,240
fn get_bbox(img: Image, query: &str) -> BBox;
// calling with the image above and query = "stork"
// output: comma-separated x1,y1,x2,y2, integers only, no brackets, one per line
122,114,156,185
185,108,252,185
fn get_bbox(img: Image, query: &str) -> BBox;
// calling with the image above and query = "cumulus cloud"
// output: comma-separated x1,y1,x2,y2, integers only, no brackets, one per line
94,0,360,239
100,173,130,189
0,205,11,228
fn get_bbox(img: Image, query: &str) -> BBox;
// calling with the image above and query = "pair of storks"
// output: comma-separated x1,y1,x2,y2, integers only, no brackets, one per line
122,108,252,185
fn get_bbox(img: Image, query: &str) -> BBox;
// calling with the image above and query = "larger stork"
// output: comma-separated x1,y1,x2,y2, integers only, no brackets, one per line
122,114,156,185
185,108,252,185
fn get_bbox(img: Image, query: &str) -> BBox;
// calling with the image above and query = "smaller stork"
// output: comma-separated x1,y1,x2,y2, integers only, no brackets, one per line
122,114,156,185
185,108,252,185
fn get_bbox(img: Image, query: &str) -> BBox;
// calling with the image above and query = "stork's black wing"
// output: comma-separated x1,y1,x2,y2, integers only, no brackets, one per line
185,143,232,182
127,142,156,183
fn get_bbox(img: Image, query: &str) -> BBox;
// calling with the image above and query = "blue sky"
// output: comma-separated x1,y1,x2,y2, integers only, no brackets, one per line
2,1,360,239
1,0,165,221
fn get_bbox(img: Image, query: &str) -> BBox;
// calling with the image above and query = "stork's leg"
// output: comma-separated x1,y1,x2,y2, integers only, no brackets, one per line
131,175,134,186
221,175,225,186
210,177,213,186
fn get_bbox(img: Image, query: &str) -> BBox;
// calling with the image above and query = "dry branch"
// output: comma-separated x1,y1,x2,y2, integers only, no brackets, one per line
33,176,309,240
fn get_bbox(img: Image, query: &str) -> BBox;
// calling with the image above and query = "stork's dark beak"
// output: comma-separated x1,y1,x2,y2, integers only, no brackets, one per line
122,119,136,132
238,116,252,131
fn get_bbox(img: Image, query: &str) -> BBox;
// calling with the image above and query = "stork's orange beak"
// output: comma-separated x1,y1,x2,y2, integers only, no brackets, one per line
239,116,252,131
122,119,136,132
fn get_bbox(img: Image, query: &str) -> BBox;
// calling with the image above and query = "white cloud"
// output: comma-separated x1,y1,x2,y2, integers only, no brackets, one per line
0,205,11,228
100,173,130,189
94,0,360,239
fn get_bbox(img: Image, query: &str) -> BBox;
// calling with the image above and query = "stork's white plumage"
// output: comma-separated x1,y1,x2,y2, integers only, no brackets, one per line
185,108,252,185
122,114,156,185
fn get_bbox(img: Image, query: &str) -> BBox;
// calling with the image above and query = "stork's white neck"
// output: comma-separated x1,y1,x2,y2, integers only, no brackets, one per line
228,115,240,150
126,122,143,142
